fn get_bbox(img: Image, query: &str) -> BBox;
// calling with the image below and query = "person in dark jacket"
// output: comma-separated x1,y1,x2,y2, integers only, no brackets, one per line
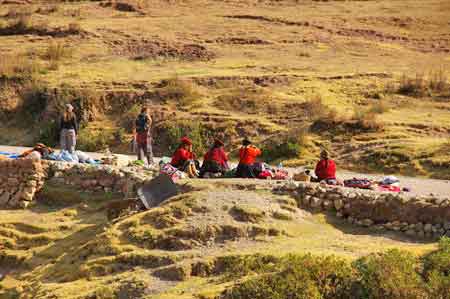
313,150,337,184
235,138,262,178
134,106,154,165
199,138,229,177
60,104,78,153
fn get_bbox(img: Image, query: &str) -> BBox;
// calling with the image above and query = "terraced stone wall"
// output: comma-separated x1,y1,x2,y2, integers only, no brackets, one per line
278,182,450,239
0,159,156,208
0,158,46,208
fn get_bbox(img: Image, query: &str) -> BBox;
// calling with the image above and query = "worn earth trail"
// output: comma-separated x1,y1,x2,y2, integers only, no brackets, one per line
0,145,449,197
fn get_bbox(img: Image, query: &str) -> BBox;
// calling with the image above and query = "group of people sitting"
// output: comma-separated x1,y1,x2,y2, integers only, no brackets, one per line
169,136,263,179
166,134,337,182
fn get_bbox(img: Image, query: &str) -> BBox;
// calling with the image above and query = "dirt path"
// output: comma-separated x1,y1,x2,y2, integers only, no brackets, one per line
1,145,449,197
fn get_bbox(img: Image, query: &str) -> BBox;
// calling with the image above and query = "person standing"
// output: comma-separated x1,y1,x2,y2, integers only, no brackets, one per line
60,104,78,153
134,106,154,165
236,138,261,178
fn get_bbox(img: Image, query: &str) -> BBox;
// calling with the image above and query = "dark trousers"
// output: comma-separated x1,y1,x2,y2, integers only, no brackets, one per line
200,160,224,177
236,163,258,178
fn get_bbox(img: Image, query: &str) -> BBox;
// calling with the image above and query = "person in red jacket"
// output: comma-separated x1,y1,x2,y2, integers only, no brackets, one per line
171,137,197,171
314,150,337,184
236,138,262,178
200,138,229,177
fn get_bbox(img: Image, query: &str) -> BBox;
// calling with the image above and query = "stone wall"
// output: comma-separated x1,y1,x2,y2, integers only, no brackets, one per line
44,161,156,195
277,182,450,239
0,159,157,208
0,158,47,208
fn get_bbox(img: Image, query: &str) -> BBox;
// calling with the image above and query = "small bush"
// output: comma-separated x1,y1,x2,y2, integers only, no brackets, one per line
352,107,384,131
353,249,426,299
216,254,279,278
0,54,41,81
159,119,211,155
43,41,73,62
215,88,274,113
303,94,335,121
261,129,310,163
18,80,49,122
77,128,111,152
155,77,201,106
368,100,389,114
423,237,450,276
38,120,59,147
396,71,449,97
221,254,355,299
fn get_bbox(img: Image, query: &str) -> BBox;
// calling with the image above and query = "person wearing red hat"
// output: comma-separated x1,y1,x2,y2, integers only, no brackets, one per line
236,138,261,178
199,138,229,178
171,137,198,175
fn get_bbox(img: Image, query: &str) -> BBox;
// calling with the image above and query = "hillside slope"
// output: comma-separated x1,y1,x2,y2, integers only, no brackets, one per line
0,0,449,179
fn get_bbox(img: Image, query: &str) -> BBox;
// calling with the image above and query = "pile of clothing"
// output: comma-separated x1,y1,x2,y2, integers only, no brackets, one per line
254,163,289,180
46,150,98,164
344,178,373,189
343,175,409,193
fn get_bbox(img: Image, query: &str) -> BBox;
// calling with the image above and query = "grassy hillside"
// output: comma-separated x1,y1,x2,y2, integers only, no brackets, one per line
0,0,449,179
0,180,445,299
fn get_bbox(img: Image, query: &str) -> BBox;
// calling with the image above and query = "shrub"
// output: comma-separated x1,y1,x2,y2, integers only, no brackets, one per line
215,88,274,114
353,249,426,299
303,94,335,121
0,54,41,81
77,128,111,152
352,107,384,132
43,41,73,63
37,120,59,147
398,73,427,96
396,71,449,97
428,69,448,93
216,254,279,278
18,80,49,122
261,129,310,163
155,77,201,106
221,254,355,299
368,100,389,114
159,119,211,155
423,236,450,298
262,138,300,163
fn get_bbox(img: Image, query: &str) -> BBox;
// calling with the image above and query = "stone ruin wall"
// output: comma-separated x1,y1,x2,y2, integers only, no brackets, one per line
0,158,47,208
277,182,450,239
0,159,150,208
1,158,449,239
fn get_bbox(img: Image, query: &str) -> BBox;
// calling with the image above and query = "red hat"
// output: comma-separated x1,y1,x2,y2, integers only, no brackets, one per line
180,137,192,145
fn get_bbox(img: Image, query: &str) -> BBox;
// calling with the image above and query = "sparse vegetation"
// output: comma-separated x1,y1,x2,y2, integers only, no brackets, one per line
0,54,41,81
396,70,449,97
155,77,202,106
42,41,74,69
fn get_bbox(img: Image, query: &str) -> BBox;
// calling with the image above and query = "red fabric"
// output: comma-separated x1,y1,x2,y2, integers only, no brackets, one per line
171,148,194,166
136,132,149,145
315,159,336,180
258,170,272,179
239,146,261,165
378,185,401,193
204,147,228,168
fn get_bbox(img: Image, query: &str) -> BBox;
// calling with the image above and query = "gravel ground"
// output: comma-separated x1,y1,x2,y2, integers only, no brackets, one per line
1,145,449,197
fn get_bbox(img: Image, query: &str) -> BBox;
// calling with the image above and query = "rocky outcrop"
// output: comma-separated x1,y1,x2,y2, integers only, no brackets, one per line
277,182,450,239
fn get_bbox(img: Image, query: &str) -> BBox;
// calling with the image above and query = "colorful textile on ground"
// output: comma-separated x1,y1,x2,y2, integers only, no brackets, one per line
344,178,373,189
